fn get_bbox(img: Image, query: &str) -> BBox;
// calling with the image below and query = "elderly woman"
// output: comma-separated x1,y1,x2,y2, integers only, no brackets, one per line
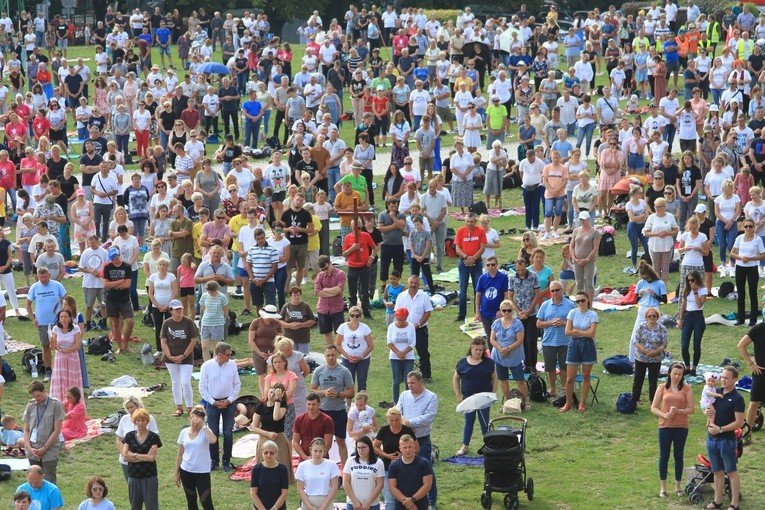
570,211,601,303
160,300,199,417
484,140,508,208
249,305,284,396
175,405,217,510
194,158,222,213
731,217,765,326
249,383,294,485
490,299,528,407
373,407,418,509
561,291,599,413
148,257,178,351
78,476,116,510
628,262,667,363
389,109,411,169
250,440,290,510
296,438,340,510
116,396,159,481
274,337,310,417
122,408,162,510
650,363,695,498
450,138,475,213
643,197,679,284
336,306,374,395
632,306,668,406
454,338,497,456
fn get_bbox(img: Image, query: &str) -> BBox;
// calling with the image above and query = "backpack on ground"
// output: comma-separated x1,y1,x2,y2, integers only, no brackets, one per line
603,354,634,375
87,336,113,356
142,311,154,328
265,136,282,151
444,238,457,258
616,392,637,413
528,372,549,403
469,201,488,215
599,233,616,256
21,348,44,373
1,359,17,382
551,388,578,408
102,409,127,428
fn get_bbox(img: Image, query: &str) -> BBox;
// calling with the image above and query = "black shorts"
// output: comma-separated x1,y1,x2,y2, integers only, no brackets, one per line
106,299,134,319
180,287,195,297
272,191,286,202
703,254,714,273
322,408,348,439
318,312,344,335
751,374,765,402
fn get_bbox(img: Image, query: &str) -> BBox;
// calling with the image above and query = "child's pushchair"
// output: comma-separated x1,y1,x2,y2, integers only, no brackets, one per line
684,428,744,505
478,416,533,510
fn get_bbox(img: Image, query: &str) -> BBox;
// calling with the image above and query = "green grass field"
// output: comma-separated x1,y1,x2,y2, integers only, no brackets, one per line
0,43,764,510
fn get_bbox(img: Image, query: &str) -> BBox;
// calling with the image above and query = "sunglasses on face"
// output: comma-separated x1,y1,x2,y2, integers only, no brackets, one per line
551,288,562,292
486,263,496,267
501,309,513,313
575,299,586,303
646,314,659,318
745,224,755,228
349,313,361,318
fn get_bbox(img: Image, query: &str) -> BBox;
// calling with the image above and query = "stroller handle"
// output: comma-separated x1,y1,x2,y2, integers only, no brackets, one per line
488,416,528,450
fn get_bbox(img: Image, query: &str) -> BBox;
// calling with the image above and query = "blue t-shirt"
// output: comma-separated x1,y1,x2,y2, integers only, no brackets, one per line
28,280,67,326
636,278,666,307
537,298,576,347
455,356,496,397
242,100,263,121
564,35,582,57
139,34,152,46
156,28,171,45
566,308,599,339
663,41,679,63
530,264,554,299
551,140,573,160
413,67,429,84
490,317,525,367
385,283,404,315
476,271,509,318
15,480,64,510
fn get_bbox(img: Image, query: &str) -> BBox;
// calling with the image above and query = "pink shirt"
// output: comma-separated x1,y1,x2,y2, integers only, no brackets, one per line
314,267,347,315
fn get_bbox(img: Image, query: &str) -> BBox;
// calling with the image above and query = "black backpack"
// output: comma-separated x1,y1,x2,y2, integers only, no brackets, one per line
21,348,44,373
616,392,637,413
332,235,343,257
551,388,578,408
1,359,16,382
87,335,113,355
599,233,616,256
469,201,488,215
528,372,549,403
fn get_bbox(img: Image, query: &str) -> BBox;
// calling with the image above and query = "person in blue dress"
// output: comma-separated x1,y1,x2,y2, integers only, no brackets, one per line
561,291,599,413
453,338,496,456
489,300,527,408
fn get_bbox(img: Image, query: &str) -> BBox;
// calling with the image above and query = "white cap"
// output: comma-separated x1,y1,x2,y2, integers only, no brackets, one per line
578,211,591,220
694,204,707,214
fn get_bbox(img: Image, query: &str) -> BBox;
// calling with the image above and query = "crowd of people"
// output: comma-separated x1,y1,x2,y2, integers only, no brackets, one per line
0,1,763,509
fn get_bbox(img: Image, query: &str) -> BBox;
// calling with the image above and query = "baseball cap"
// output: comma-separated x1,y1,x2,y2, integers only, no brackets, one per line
694,204,707,214
108,247,120,261
578,211,591,220
169,299,183,310
394,308,409,319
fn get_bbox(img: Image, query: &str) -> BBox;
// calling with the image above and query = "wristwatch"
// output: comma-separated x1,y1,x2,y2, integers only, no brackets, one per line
410,496,418,504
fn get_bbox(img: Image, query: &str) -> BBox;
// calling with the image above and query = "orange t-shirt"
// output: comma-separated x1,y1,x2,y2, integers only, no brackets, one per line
455,226,487,257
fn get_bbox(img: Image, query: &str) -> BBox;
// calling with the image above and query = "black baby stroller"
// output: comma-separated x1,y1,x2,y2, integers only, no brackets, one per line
684,428,744,506
478,416,533,510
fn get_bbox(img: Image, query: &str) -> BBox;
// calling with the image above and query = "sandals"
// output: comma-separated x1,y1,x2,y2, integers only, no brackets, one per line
675,491,684,497
559,403,572,413
173,408,184,417
705,502,723,510
659,491,666,498
578,403,587,413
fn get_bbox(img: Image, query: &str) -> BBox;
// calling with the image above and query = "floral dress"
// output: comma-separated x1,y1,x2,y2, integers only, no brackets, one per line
72,202,96,244
94,87,109,115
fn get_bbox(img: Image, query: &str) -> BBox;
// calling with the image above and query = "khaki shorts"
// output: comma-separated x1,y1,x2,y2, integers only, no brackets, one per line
436,105,453,122
84,288,104,308
288,244,308,267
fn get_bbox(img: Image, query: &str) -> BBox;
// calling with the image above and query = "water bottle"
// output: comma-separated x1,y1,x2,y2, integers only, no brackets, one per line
30,358,38,379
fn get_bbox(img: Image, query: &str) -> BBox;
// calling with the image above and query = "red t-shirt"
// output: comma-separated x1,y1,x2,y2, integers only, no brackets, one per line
293,411,335,458
0,161,15,191
20,157,39,186
455,225,487,257
5,121,26,140
372,96,389,117
33,117,51,139
15,104,31,122
343,230,376,268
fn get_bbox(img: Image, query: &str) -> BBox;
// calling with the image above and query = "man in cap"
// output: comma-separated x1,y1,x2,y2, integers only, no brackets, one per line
485,95,509,148
25,268,67,382
102,247,134,353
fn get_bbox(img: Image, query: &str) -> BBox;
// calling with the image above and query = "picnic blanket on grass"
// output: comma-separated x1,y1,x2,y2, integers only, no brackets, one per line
64,419,109,450
450,209,503,220
2,338,36,354
432,267,460,283
88,386,158,399
460,319,487,339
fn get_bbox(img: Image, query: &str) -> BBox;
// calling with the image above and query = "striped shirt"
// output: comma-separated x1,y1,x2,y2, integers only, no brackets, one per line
245,243,278,282
199,292,229,327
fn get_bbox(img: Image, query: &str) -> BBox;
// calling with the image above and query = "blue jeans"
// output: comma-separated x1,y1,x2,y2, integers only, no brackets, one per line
249,281,277,308
522,186,544,229
544,196,565,218
706,435,738,473
274,266,287,310
382,470,395,508
262,109,271,136
711,88,723,106
347,505,379,510
115,134,130,163
627,221,648,266
663,124,677,151
716,218,737,263
458,260,483,318
236,72,248,95
205,400,236,465
413,114,422,131
680,310,705,368
390,358,414,402
576,123,595,156
159,131,169,150
658,427,688,481
566,189,576,227
328,166,341,202
417,435,437,505
462,405,490,446
244,119,261,149
341,357,371,391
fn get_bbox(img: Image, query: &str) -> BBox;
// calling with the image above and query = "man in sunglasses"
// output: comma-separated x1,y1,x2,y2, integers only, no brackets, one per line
537,281,576,395
475,255,510,338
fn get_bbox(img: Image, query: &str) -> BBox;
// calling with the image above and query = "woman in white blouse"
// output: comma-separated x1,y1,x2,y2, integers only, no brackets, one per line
731,217,765,326
296,438,340,510
643,197,679,284
677,216,709,305
714,179,742,266
450,139,475,213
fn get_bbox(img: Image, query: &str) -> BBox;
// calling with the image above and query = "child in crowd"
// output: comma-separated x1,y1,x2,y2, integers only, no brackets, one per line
383,270,403,327
178,253,197,318
735,166,754,206
409,217,434,292
0,415,25,449
199,280,229,361
700,372,724,429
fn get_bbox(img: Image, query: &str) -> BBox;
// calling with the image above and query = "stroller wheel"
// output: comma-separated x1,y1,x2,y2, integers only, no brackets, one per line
689,492,703,505
480,492,492,510
754,406,763,432
503,494,519,510
684,483,692,496
527,477,534,501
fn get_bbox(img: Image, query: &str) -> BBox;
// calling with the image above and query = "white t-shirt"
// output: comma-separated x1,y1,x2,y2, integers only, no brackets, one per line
265,163,290,192
177,426,212,473
231,168,255,197
643,213,678,252
237,224,259,269
714,194,741,222
79,247,108,289
483,228,499,260
148,272,177,307
347,404,377,437
91,172,119,206
295,459,341,495
342,457,385,505
677,110,697,140
733,235,765,267
679,231,707,267
133,109,152,131
744,200,765,236
202,94,220,116
704,169,734,197
268,236,291,269
625,199,647,220
336,322,373,360
386,322,417,360
112,235,141,271
408,89,431,116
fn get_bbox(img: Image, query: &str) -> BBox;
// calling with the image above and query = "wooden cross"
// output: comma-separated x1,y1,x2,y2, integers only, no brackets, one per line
336,198,376,264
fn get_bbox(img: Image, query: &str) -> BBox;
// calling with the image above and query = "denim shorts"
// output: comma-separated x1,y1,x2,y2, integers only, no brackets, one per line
706,435,738,473
566,337,597,365
544,196,566,218
496,362,525,382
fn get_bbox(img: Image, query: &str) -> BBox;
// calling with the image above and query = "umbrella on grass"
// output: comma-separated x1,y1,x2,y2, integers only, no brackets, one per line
197,62,231,75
